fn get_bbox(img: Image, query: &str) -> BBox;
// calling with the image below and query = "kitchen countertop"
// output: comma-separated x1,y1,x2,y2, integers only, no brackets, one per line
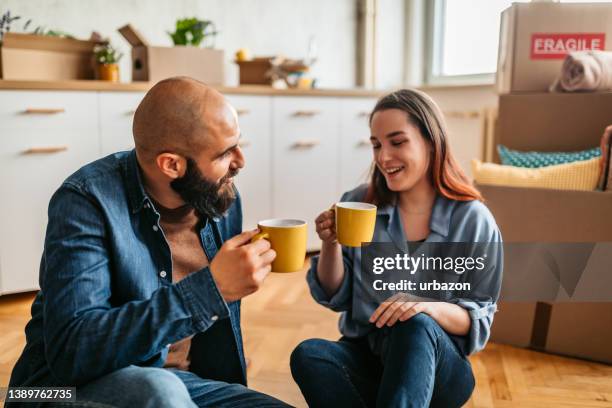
0,79,492,97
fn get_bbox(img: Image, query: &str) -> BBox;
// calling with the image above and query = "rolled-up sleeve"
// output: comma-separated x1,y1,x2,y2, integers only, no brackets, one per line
451,300,497,354
307,251,353,312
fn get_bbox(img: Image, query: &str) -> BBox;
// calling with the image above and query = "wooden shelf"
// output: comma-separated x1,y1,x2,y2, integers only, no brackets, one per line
0,79,386,97
0,79,493,96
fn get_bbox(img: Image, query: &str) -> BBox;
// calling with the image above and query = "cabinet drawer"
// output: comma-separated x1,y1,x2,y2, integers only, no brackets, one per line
0,90,97,130
0,128,99,294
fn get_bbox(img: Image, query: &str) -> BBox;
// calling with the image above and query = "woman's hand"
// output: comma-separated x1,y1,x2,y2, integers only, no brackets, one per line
315,208,337,244
369,293,435,328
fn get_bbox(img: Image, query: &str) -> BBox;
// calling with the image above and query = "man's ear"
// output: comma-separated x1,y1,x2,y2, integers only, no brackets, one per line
155,153,186,180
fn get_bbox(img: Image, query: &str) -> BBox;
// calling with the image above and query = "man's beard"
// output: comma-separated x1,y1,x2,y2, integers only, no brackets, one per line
170,157,238,220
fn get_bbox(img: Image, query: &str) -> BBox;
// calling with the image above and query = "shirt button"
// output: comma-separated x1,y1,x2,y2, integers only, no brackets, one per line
159,270,167,278
144,203,150,209
211,315,219,321
152,225,159,232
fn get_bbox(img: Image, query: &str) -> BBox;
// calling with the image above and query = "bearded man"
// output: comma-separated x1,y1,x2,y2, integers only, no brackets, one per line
7,77,289,407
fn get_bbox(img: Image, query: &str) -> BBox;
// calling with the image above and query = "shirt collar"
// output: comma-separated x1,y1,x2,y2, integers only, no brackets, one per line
124,149,152,214
377,193,457,239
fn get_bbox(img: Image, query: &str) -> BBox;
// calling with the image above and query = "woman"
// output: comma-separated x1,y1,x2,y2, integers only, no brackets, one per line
290,89,502,407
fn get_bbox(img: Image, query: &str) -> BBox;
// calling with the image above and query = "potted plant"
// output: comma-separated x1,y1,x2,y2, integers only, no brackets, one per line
168,17,218,47
94,43,122,82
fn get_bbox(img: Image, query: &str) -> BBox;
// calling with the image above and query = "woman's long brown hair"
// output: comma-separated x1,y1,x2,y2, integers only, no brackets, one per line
364,89,482,206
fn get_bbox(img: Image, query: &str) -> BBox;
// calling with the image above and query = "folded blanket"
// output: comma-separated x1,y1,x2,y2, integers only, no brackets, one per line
550,51,612,92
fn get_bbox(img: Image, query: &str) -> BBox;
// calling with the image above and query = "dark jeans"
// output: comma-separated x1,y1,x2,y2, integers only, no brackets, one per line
290,313,475,408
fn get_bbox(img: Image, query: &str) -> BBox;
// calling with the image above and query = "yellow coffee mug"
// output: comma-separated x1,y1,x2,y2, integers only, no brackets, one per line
251,219,307,273
334,202,377,247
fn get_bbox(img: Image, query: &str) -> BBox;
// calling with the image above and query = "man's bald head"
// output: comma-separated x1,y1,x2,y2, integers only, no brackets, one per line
133,76,236,161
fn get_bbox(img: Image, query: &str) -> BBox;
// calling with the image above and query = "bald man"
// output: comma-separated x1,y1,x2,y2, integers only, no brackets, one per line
7,77,290,407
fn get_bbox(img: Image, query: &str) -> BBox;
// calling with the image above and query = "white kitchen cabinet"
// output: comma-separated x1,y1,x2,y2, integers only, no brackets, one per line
339,98,377,196
99,92,146,155
0,91,100,294
272,97,340,250
225,95,273,231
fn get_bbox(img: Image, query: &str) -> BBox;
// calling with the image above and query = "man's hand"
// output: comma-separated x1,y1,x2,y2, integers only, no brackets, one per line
210,229,276,302
369,293,434,328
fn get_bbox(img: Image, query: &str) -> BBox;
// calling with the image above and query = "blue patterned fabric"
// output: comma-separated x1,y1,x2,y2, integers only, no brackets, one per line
498,145,601,168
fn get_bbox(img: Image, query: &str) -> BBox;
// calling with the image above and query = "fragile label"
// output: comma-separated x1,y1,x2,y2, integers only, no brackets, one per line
531,33,606,59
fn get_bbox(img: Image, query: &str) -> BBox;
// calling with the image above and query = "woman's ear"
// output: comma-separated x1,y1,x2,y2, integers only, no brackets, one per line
155,153,186,180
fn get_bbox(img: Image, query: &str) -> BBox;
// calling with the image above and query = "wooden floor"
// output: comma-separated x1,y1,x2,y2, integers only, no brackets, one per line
2,261,612,407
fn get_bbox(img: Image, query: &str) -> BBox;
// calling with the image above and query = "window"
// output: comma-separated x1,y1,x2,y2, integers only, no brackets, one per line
426,0,528,85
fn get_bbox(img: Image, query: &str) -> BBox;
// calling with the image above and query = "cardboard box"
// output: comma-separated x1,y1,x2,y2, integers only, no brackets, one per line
236,58,273,85
478,89,612,362
0,32,97,80
489,302,538,348
479,184,612,362
494,92,612,162
119,24,224,84
496,2,612,93
545,303,612,364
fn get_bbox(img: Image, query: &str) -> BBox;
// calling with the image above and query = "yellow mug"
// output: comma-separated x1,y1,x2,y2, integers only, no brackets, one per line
251,219,307,273
334,202,377,247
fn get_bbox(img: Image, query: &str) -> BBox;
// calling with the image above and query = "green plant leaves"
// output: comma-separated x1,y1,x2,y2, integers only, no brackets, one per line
168,17,218,47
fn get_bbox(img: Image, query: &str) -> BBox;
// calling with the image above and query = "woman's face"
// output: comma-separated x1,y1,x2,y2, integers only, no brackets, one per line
370,109,432,192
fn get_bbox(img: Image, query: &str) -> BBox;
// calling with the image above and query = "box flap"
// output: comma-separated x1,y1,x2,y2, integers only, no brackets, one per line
118,24,149,47
2,32,98,53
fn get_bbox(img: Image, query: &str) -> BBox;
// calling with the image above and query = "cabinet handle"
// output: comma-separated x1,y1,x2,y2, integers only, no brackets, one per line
22,146,68,155
292,110,320,117
238,139,251,147
356,138,371,148
22,108,66,115
291,139,320,149
358,111,370,118
126,109,137,116
236,108,250,116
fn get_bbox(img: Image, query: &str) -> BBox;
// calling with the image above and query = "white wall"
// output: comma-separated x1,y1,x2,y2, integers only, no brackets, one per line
375,0,406,89
1,0,357,88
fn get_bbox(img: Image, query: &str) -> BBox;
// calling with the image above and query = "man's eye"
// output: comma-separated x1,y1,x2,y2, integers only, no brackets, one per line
372,143,381,149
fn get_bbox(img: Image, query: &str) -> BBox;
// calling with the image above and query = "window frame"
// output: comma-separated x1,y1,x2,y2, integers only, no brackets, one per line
424,0,496,86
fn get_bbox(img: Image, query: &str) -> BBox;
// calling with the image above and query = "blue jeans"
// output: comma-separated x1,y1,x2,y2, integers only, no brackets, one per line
290,314,475,408
47,365,290,408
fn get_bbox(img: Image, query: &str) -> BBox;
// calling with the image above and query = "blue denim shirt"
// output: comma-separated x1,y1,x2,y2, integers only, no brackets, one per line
307,184,503,356
9,150,246,388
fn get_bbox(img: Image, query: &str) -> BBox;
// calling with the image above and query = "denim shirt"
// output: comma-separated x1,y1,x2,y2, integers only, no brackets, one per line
307,184,503,356
8,150,246,388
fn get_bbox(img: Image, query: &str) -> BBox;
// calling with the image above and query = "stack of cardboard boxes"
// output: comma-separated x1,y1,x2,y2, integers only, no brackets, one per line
482,2,612,363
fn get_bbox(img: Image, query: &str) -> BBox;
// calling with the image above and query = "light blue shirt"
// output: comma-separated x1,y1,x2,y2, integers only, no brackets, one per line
307,184,503,355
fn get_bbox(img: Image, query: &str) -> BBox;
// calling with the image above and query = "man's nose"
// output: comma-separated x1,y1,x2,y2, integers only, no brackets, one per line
233,146,246,169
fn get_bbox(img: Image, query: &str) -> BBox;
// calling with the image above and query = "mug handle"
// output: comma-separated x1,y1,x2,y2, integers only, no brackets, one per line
251,232,269,242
